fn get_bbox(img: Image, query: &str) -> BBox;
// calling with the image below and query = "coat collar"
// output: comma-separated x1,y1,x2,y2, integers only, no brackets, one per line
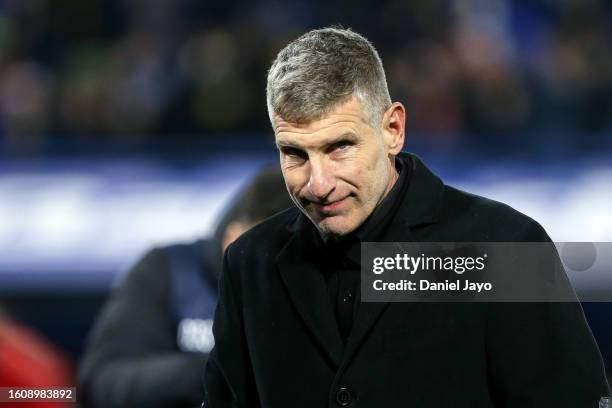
276,153,445,367
387,152,444,233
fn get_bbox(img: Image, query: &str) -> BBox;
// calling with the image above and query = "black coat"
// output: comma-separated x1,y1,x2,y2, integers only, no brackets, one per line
204,153,608,408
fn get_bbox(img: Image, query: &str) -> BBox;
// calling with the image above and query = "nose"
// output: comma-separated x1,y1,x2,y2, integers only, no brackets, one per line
307,157,334,201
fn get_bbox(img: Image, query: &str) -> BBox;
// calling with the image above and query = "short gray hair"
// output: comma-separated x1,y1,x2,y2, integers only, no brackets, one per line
266,27,392,128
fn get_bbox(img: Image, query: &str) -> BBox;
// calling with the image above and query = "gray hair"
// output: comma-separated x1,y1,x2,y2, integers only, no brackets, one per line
266,27,392,128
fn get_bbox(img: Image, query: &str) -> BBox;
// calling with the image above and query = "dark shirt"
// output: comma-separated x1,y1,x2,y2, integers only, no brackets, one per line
314,155,412,344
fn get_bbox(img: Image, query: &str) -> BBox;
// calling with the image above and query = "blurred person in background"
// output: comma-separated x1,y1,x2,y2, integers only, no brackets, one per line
78,166,293,408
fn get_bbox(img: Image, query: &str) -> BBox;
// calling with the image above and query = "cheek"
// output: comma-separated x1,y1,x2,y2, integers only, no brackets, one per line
343,153,371,181
357,159,387,202
355,167,368,189
282,170,306,196
340,158,377,194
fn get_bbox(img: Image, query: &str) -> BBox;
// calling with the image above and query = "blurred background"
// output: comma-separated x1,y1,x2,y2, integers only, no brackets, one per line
0,0,611,397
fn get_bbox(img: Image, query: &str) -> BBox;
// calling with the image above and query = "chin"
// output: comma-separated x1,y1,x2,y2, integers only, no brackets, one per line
316,218,358,238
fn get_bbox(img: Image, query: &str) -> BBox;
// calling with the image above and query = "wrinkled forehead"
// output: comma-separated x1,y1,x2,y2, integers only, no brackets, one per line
274,119,371,153
273,97,373,141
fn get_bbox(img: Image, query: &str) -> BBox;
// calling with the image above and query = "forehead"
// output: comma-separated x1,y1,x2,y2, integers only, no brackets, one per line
273,97,372,147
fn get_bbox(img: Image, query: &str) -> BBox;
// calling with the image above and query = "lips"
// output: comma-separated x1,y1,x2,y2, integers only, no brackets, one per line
311,196,349,213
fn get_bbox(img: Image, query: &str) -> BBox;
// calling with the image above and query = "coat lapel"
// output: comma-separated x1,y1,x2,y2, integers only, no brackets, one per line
276,214,344,367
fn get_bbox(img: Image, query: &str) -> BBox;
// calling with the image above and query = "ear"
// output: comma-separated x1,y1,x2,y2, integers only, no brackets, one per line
381,102,405,156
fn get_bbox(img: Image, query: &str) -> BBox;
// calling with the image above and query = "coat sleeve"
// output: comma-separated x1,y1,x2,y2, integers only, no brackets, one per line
78,249,207,408
203,246,259,408
485,221,609,407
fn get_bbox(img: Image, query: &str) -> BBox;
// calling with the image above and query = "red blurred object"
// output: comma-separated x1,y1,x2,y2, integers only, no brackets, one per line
0,316,74,408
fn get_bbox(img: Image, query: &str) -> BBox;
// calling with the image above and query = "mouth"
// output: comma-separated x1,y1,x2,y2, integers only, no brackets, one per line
310,196,349,214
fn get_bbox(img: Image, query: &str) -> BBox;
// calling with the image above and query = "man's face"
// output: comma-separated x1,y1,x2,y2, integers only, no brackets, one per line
273,96,404,238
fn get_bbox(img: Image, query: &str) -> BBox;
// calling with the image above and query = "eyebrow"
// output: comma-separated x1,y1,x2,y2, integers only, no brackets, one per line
276,132,359,150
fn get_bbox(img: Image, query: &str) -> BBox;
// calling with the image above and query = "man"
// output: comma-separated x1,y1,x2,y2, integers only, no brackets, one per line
78,167,292,408
203,28,608,407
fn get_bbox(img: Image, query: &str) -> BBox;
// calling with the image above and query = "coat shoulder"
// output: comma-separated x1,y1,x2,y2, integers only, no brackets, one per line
225,206,299,263
434,184,550,242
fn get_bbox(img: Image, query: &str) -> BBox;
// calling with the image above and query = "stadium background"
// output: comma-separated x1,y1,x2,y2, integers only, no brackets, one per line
0,0,611,397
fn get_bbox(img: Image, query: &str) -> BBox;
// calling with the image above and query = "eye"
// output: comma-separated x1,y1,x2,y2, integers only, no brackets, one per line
331,141,352,152
282,147,308,161
336,142,348,150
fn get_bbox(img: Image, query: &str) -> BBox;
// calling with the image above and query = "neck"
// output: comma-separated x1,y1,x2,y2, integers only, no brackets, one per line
379,157,399,204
